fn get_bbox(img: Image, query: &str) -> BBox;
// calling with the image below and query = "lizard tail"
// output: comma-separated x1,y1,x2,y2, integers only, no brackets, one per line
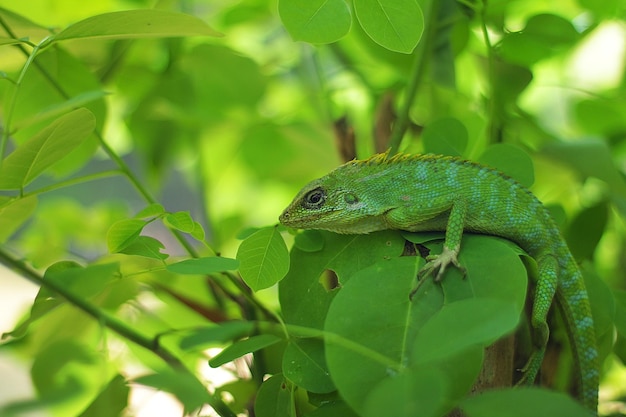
555,254,599,412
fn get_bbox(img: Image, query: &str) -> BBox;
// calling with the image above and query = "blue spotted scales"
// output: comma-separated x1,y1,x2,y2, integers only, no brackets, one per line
279,152,598,411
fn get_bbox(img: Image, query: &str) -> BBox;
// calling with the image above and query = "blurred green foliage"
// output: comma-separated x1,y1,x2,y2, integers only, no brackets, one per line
0,0,625,416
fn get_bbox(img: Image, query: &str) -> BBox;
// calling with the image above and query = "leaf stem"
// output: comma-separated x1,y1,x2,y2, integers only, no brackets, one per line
19,169,122,197
0,248,236,417
477,0,499,143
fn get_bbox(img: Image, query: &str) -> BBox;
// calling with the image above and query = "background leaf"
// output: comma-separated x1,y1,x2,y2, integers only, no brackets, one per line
354,0,424,53
0,108,96,190
51,9,221,42
106,219,147,253
279,0,352,44
167,257,240,274
460,388,591,417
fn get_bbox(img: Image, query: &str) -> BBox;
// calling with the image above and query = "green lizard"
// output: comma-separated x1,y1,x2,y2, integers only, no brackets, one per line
279,151,598,412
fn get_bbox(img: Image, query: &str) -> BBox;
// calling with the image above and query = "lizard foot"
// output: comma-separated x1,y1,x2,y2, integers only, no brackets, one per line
410,245,466,299
419,245,465,282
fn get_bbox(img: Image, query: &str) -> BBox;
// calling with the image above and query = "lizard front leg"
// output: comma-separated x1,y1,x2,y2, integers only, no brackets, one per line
386,197,468,281
419,197,468,281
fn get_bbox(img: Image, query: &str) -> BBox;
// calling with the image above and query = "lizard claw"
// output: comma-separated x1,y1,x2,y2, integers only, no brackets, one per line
419,245,465,281
410,245,465,299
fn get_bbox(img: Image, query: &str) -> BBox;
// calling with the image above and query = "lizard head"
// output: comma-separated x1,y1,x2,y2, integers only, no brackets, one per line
279,162,390,234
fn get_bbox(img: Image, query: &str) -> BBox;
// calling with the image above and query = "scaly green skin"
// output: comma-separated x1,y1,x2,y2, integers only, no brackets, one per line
279,152,599,411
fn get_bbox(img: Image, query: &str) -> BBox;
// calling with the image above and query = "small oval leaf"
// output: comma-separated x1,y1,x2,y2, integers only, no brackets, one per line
51,9,222,42
279,0,352,44
135,203,165,219
107,219,147,253
237,226,290,291
167,257,240,275
354,0,424,53
164,211,195,233
118,236,168,260
209,334,282,368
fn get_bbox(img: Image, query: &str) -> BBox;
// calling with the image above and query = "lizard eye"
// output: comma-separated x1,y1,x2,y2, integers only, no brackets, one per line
302,187,326,209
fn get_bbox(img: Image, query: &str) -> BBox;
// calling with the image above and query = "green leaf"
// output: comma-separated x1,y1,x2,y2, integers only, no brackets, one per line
0,108,96,190
190,221,206,241
323,235,527,415
499,14,579,66
134,203,165,218
237,226,290,291
324,256,461,416
363,369,448,417
51,9,222,42
134,370,215,412
14,90,108,131
167,257,240,274
164,211,195,233
209,334,282,367
118,236,168,260
354,0,424,53
477,143,535,188
575,98,626,136
460,387,591,417
254,375,295,417
293,230,325,252
280,231,405,330
303,401,360,417
279,0,352,44
106,219,147,253
30,340,103,410
566,201,609,260
422,117,468,157
283,339,335,393
179,322,255,350
541,140,626,216
0,196,37,242
11,48,105,177
413,298,520,364
78,375,129,417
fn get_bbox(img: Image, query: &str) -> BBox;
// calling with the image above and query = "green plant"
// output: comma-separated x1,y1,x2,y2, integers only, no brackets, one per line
0,0,624,416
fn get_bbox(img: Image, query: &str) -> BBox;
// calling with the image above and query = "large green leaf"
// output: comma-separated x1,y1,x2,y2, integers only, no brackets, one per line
0,108,96,190
354,0,424,53
279,0,352,44
283,339,335,393
254,375,295,417
50,9,221,42
324,235,528,416
279,230,405,330
460,387,591,417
